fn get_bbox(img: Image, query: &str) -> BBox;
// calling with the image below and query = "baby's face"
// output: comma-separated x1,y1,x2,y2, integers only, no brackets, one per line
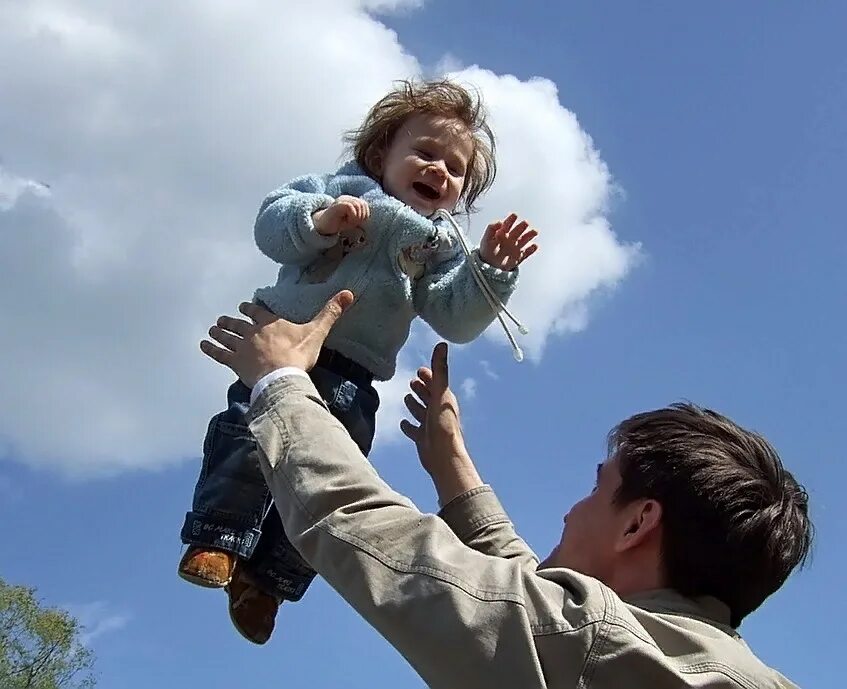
378,114,473,216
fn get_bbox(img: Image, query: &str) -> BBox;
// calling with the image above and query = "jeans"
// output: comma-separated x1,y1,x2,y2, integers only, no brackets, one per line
180,364,379,601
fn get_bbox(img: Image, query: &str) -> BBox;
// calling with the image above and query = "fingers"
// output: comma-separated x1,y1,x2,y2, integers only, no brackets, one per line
201,309,255,370
310,290,354,339
504,220,528,243
409,379,430,405
200,339,234,368
487,215,539,269
337,195,370,225
430,342,449,387
515,228,538,249
483,220,502,239
399,418,420,442
238,302,273,325
353,198,370,224
343,200,366,225
216,315,252,336
404,393,426,423
499,213,517,236
208,325,242,351
519,243,539,264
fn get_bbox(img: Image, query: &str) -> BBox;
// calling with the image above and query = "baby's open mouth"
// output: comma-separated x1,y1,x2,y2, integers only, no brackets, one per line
412,182,440,200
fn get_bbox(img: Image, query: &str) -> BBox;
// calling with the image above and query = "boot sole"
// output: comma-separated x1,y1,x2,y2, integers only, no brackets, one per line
177,567,232,589
177,548,234,588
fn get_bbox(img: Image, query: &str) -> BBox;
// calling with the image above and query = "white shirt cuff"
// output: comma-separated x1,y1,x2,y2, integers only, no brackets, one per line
250,367,310,405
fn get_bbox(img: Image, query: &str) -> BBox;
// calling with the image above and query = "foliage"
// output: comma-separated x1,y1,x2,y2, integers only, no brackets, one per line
0,578,95,688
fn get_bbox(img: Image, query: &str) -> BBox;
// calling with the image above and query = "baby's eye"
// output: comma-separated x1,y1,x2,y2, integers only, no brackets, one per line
415,148,434,161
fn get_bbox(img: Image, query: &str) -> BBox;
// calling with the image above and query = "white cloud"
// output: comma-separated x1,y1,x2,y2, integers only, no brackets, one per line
460,378,478,401
444,67,641,359
479,360,500,381
63,601,130,646
0,1,636,475
358,0,424,11
373,365,417,447
0,169,50,210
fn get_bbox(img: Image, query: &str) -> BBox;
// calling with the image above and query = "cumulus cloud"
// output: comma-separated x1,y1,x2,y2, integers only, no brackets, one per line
444,67,640,358
373,364,418,446
0,0,637,474
460,378,478,401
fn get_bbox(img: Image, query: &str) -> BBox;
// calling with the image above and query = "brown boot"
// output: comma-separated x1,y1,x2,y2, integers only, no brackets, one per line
226,564,280,645
178,547,236,588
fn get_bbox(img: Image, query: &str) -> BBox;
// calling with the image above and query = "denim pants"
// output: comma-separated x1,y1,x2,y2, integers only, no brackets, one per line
180,364,379,601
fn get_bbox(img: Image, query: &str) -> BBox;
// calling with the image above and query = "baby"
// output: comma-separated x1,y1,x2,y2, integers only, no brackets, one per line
178,79,539,644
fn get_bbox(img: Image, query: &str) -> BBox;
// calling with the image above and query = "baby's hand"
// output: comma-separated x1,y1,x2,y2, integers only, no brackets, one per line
313,195,370,236
479,213,539,271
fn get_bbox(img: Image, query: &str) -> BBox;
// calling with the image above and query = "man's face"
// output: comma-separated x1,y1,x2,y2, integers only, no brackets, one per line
539,457,628,580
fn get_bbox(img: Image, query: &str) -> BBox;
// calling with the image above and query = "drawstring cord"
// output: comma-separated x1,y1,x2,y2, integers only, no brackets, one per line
432,209,528,362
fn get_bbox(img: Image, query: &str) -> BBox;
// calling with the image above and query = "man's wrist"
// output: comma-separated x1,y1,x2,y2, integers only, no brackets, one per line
250,367,309,405
430,450,484,507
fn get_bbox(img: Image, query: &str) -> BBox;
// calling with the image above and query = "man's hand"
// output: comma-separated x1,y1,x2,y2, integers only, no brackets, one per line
478,213,539,271
400,343,484,506
313,195,370,236
200,291,354,387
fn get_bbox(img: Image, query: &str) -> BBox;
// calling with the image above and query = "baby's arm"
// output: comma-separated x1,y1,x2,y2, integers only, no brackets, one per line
254,174,338,266
413,214,538,342
412,244,517,344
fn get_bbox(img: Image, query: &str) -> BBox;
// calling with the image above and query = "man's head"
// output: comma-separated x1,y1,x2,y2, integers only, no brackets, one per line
541,402,813,628
345,79,496,214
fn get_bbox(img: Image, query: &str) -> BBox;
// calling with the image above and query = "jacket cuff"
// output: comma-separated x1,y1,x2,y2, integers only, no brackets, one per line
438,485,511,540
475,250,519,289
247,374,322,425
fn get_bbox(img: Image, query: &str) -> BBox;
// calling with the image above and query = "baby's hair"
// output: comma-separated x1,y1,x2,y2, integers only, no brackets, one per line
345,79,496,213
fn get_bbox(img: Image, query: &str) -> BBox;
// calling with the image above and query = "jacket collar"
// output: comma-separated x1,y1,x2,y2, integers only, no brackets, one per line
624,589,735,631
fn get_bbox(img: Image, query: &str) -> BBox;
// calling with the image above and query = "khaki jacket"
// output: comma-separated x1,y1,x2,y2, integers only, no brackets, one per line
248,376,798,688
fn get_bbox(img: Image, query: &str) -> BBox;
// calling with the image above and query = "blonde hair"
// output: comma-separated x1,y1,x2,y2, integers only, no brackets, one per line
344,79,496,213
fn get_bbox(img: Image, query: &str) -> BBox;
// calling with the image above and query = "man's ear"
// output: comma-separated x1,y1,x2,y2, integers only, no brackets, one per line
615,499,662,553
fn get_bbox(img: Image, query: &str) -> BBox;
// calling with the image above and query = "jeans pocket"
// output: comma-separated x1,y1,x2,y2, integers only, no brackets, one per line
330,380,379,457
309,367,379,457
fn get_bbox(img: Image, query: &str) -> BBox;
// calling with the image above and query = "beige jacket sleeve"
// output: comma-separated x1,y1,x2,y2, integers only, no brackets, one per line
247,376,602,689
438,485,540,570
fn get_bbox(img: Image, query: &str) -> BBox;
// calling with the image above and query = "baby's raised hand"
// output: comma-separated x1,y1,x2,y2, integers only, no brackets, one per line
479,213,539,271
313,195,370,236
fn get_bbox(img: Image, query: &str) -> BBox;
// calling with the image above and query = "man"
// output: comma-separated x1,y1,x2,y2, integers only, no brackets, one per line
200,292,812,688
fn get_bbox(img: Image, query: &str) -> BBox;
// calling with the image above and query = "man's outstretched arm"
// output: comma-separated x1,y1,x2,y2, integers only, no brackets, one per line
401,344,539,569
199,297,599,689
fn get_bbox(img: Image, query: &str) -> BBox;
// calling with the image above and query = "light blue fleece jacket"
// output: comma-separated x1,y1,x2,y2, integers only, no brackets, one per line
253,162,518,380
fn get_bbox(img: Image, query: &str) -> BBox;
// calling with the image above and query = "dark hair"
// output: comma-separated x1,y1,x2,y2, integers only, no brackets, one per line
344,79,496,213
609,402,812,627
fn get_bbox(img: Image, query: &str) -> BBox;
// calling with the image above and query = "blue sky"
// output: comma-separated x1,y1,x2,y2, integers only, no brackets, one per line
1,2,844,687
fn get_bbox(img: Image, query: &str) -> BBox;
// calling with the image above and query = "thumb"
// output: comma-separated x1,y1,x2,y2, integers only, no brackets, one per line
430,342,449,390
309,290,354,339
